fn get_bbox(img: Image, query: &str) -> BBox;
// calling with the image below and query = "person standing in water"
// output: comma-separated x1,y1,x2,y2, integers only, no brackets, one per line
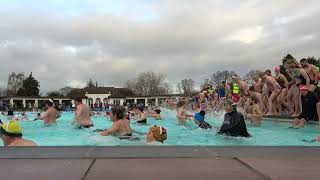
100,105,132,137
71,97,94,128
219,101,250,137
136,105,147,124
37,100,59,126
148,109,162,120
245,96,263,127
176,100,194,125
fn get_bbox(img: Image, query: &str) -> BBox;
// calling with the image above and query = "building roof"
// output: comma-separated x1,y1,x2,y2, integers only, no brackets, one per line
67,87,135,99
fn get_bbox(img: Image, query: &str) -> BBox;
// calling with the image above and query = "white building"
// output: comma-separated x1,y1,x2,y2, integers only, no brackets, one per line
0,87,184,109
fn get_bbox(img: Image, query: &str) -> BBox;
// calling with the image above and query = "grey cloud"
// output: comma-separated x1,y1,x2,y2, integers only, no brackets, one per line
0,0,320,93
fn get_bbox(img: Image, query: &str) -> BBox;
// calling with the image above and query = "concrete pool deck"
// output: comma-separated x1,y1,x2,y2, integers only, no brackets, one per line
0,146,319,180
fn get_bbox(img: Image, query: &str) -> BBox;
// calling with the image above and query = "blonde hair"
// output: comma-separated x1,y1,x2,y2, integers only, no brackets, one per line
150,126,167,143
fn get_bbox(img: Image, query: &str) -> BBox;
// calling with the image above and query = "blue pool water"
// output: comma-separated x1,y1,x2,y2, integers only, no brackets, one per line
0,110,319,146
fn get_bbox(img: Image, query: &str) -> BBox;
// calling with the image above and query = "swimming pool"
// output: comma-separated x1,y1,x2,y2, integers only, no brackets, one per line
0,110,319,146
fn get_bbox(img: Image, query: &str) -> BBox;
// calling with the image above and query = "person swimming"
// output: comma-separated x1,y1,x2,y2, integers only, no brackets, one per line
146,125,167,144
194,110,212,129
71,97,94,128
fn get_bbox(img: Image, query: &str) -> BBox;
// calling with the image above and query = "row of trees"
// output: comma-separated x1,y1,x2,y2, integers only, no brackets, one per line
2,54,319,97
1,73,101,98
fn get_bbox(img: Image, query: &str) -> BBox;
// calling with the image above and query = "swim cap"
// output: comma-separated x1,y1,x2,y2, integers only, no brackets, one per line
275,66,280,72
0,120,22,137
150,126,167,143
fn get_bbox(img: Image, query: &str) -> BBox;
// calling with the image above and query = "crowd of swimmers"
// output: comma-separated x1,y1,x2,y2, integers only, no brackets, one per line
1,57,320,146
0,95,254,146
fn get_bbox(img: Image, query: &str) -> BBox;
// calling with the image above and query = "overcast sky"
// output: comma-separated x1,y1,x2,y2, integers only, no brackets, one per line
0,0,319,93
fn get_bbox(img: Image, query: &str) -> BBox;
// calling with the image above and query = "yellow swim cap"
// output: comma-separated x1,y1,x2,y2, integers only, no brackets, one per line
0,120,22,137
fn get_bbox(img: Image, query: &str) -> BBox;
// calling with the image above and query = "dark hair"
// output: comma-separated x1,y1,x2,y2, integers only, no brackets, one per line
37,113,41,116
74,97,82,103
138,105,144,112
300,58,307,63
249,86,254,92
111,105,126,120
265,70,271,74
199,110,205,116
8,110,14,116
177,100,186,108
258,72,265,78
155,109,161,114
45,100,53,107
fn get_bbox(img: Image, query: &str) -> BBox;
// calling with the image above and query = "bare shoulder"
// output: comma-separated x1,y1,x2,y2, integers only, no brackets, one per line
9,139,37,146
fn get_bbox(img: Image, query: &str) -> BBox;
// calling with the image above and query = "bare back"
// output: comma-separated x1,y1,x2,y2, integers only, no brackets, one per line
76,104,92,126
8,138,37,146
305,64,318,81
44,107,59,126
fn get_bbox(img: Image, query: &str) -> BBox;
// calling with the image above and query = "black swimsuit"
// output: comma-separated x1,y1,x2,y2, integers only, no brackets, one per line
276,76,286,89
137,119,147,124
297,73,310,86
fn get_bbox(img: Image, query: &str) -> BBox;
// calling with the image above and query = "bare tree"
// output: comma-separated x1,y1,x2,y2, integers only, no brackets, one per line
200,78,213,90
6,72,25,96
243,70,261,85
125,71,171,96
59,87,74,97
0,87,6,96
210,70,236,87
180,79,195,95
176,83,182,94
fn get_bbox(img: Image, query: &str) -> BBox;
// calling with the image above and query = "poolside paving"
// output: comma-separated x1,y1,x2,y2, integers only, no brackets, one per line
0,147,319,180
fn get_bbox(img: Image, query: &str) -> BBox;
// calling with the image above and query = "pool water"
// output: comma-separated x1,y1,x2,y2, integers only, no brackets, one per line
0,110,319,146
